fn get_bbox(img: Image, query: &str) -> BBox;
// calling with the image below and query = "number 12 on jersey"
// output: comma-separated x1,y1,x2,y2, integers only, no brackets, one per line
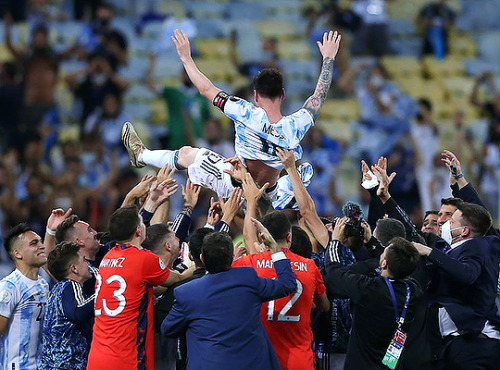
267,279,303,322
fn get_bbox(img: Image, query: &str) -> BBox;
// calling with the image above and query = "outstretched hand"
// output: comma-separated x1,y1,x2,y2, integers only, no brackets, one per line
276,148,295,172
47,208,73,232
317,30,342,60
171,29,192,62
181,179,201,208
441,150,465,185
242,173,269,203
371,157,396,203
251,217,279,253
224,156,248,183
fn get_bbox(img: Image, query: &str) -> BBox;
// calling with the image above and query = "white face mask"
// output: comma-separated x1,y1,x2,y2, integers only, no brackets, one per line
370,75,385,88
440,220,462,245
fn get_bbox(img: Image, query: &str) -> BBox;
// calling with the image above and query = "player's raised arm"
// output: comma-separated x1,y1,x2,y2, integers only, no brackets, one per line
172,29,222,102
302,30,341,121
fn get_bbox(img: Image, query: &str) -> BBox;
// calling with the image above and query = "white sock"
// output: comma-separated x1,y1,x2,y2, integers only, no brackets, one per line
140,149,179,169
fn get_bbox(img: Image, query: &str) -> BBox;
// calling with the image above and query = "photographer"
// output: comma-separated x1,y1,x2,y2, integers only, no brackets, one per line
324,220,432,369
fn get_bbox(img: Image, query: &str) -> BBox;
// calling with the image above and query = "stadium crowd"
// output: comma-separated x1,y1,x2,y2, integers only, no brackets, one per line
1,0,500,369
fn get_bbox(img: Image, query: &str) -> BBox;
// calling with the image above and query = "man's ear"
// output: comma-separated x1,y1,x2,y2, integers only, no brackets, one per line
380,259,388,270
12,249,22,260
281,88,285,101
200,254,204,265
286,232,292,244
461,225,471,238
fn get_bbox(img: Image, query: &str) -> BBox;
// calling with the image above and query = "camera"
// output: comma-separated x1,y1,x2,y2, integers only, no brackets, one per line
342,201,364,238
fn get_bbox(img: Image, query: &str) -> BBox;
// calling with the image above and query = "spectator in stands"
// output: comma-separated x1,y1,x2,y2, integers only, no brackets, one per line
411,98,440,215
0,62,23,151
73,0,102,21
339,63,416,164
0,223,49,370
350,0,391,56
195,117,235,159
65,51,129,125
4,18,60,134
40,242,94,370
470,72,500,145
302,126,343,217
325,232,432,369
84,91,132,152
77,2,128,68
146,53,211,149
414,202,500,369
162,230,297,370
416,0,456,59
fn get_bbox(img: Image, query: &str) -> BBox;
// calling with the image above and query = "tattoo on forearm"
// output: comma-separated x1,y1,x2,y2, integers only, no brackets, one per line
303,57,334,120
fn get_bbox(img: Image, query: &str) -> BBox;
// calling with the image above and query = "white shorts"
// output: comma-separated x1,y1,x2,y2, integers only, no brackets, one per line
187,149,235,199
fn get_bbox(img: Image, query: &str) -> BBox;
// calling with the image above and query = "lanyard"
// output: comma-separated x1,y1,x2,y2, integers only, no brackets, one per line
383,277,411,328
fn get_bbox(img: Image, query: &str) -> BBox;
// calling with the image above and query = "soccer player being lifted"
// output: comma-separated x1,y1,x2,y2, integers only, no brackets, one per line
122,29,341,202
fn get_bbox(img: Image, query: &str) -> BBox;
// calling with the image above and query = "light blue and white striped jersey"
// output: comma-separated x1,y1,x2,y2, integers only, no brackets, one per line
0,269,49,370
222,97,314,169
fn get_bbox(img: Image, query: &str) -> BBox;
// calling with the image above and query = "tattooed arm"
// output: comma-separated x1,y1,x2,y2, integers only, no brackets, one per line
303,30,342,121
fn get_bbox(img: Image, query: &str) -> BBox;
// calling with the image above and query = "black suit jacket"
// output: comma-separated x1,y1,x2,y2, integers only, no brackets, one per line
426,235,500,333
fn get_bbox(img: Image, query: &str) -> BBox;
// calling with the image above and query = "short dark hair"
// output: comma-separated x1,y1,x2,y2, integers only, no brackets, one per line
253,68,284,100
290,226,312,258
374,218,406,246
187,228,214,266
256,193,273,218
202,232,233,274
456,202,492,237
109,206,139,242
261,211,291,243
418,98,433,112
56,215,80,244
440,197,463,208
423,210,439,221
385,237,420,279
47,242,80,281
4,223,35,258
143,224,174,255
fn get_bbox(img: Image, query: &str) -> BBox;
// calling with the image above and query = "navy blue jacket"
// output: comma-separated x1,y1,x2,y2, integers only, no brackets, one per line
427,235,500,333
161,258,296,370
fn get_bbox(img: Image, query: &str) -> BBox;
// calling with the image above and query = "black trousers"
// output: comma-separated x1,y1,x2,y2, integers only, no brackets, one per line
438,335,500,370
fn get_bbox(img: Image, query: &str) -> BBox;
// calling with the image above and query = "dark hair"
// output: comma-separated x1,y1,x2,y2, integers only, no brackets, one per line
290,226,312,258
32,24,48,36
423,210,439,221
109,206,140,242
456,202,492,237
374,218,406,246
385,237,420,279
440,197,463,208
56,215,80,244
201,232,233,274
47,242,81,281
4,223,35,258
143,224,174,255
256,193,273,218
253,68,284,100
187,228,214,266
418,98,433,112
261,211,291,243
2,62,17,80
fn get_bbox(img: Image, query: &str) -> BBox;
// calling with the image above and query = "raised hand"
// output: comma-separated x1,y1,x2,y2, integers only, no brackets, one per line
220,188,245,224
251,217,279,253
242,173,269,203
233,241,246,259
316,30,342,60
441,150,466,185
171,29,192,62
371,157,396,203
332,217,348,242
157,164,175,185
206,197,222,227
130,174,156,200
47,208,73,232
181,179,201,208
223,156,248,183
149,179,178,203
276,147,295,172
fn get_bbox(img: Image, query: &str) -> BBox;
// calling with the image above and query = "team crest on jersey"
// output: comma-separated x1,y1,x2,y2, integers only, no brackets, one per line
0,290,11,303
159,258,166,270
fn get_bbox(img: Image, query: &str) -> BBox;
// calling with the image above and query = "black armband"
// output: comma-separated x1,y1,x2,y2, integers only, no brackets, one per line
213,91,230,111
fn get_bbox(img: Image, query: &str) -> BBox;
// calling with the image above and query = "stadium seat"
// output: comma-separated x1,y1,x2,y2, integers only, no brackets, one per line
477,31,500,63
422,57,464,78
380,56,422,78
443,77,475,101
194,38,231,59
277,40,312,60
320,99,360,122
194,59,238,82
255,20,297,41
388,18,417,37
464,58,500,76
450,34,477,57
124,84,156,104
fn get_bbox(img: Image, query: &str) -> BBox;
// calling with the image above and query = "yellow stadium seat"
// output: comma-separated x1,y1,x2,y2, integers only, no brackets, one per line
320,99,360,121
450,35,477,57
443,77,475,101
150,99,167,125
195,38,232,59
381,56,422,78
277,40,312,60
422,56,464,79
395,76,426,95
317,119,353,142
194,59,238,82
255,20,296,41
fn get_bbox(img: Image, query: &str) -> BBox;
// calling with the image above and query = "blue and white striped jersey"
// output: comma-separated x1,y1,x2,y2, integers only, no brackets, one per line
218,96,314,170
0,269,48,370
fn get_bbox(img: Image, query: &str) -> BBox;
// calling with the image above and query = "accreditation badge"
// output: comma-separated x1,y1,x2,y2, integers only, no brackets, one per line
382,328,407,369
